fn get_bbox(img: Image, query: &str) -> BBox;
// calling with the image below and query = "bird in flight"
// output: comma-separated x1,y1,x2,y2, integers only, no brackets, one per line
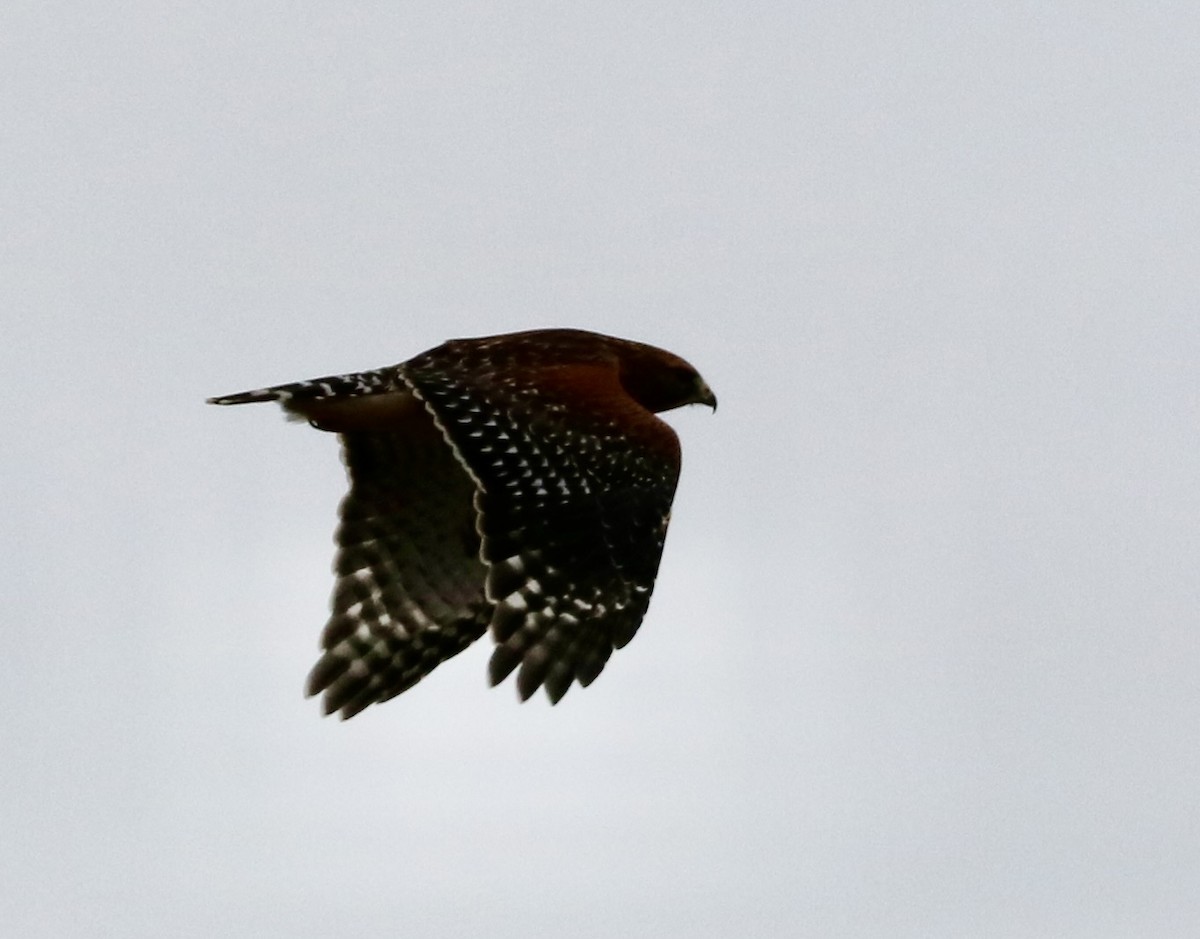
209,328,716,718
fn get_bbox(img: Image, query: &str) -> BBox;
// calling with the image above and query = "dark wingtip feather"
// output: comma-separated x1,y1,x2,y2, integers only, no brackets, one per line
542,663,573,704
576,653,609,687
515,648,553,701
335,692,377,720
305,655,347,698
311,666,375,718
488,645,522,687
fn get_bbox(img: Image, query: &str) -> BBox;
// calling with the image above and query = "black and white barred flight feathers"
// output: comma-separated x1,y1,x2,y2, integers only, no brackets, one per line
208,328,716,718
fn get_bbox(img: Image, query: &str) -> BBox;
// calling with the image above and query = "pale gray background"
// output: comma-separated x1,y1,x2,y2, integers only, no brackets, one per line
3,3,1198,937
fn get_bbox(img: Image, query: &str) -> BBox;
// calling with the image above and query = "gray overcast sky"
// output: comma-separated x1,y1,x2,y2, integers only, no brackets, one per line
4,2,1198,936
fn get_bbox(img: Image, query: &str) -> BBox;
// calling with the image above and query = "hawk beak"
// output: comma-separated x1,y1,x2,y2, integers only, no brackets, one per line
696,379,717,412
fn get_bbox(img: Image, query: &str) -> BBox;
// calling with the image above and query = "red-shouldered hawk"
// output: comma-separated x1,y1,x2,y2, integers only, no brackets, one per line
209,328,716,718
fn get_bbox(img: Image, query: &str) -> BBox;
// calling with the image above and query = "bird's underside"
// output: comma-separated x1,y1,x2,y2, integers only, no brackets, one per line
208,329,713,717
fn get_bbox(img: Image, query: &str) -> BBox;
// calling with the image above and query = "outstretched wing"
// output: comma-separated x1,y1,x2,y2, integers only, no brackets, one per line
402,338,682,703
212,370,493,719
302,401,491,719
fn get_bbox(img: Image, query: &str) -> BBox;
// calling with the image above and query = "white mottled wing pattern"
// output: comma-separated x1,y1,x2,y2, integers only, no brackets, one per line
401,336,682,702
